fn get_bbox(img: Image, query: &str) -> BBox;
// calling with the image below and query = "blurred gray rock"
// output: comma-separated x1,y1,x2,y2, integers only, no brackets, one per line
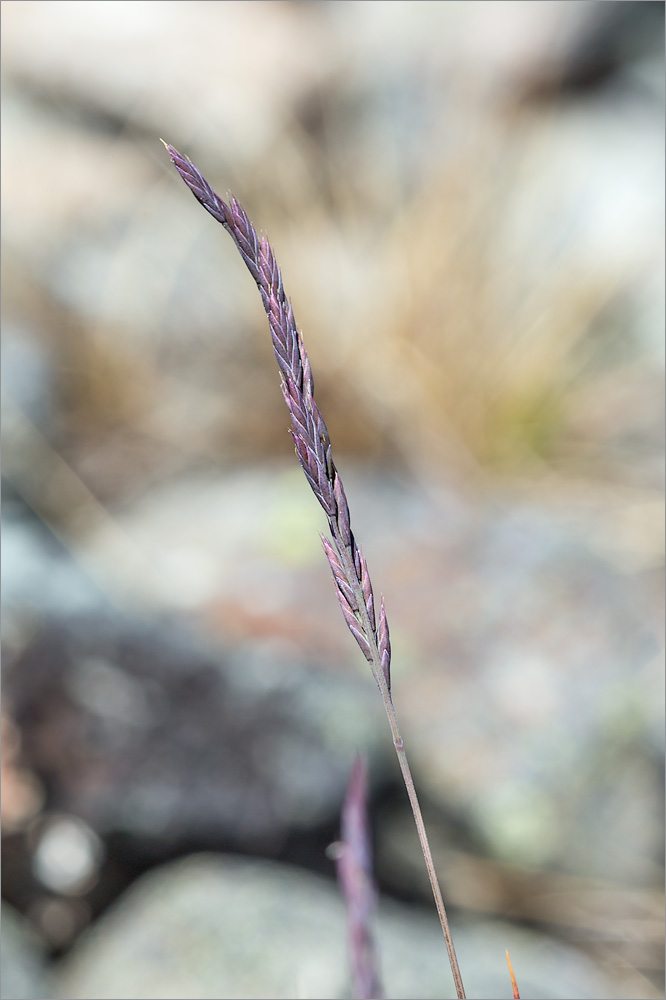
4,611,386,850
1,507,108,622
53,853,620,1000
1,326,56,436
75,467,663,884
1,903,52,1000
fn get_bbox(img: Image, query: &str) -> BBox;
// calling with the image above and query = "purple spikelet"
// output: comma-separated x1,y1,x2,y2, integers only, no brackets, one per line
377,596,391,692
165,142,391,693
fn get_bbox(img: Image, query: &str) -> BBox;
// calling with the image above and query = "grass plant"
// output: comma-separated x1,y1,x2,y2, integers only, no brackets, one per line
164,141,467,1000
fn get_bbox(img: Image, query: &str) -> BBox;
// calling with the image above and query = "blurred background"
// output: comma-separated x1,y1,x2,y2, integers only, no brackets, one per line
1,2,664,998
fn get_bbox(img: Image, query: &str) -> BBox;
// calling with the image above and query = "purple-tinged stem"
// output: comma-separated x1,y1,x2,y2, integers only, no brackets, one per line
334,755,383,1000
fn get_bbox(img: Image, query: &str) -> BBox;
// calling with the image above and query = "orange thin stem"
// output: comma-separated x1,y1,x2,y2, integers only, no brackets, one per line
506,948,520,999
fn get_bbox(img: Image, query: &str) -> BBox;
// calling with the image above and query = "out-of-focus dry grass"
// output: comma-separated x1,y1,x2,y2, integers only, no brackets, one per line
2,3,663,537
